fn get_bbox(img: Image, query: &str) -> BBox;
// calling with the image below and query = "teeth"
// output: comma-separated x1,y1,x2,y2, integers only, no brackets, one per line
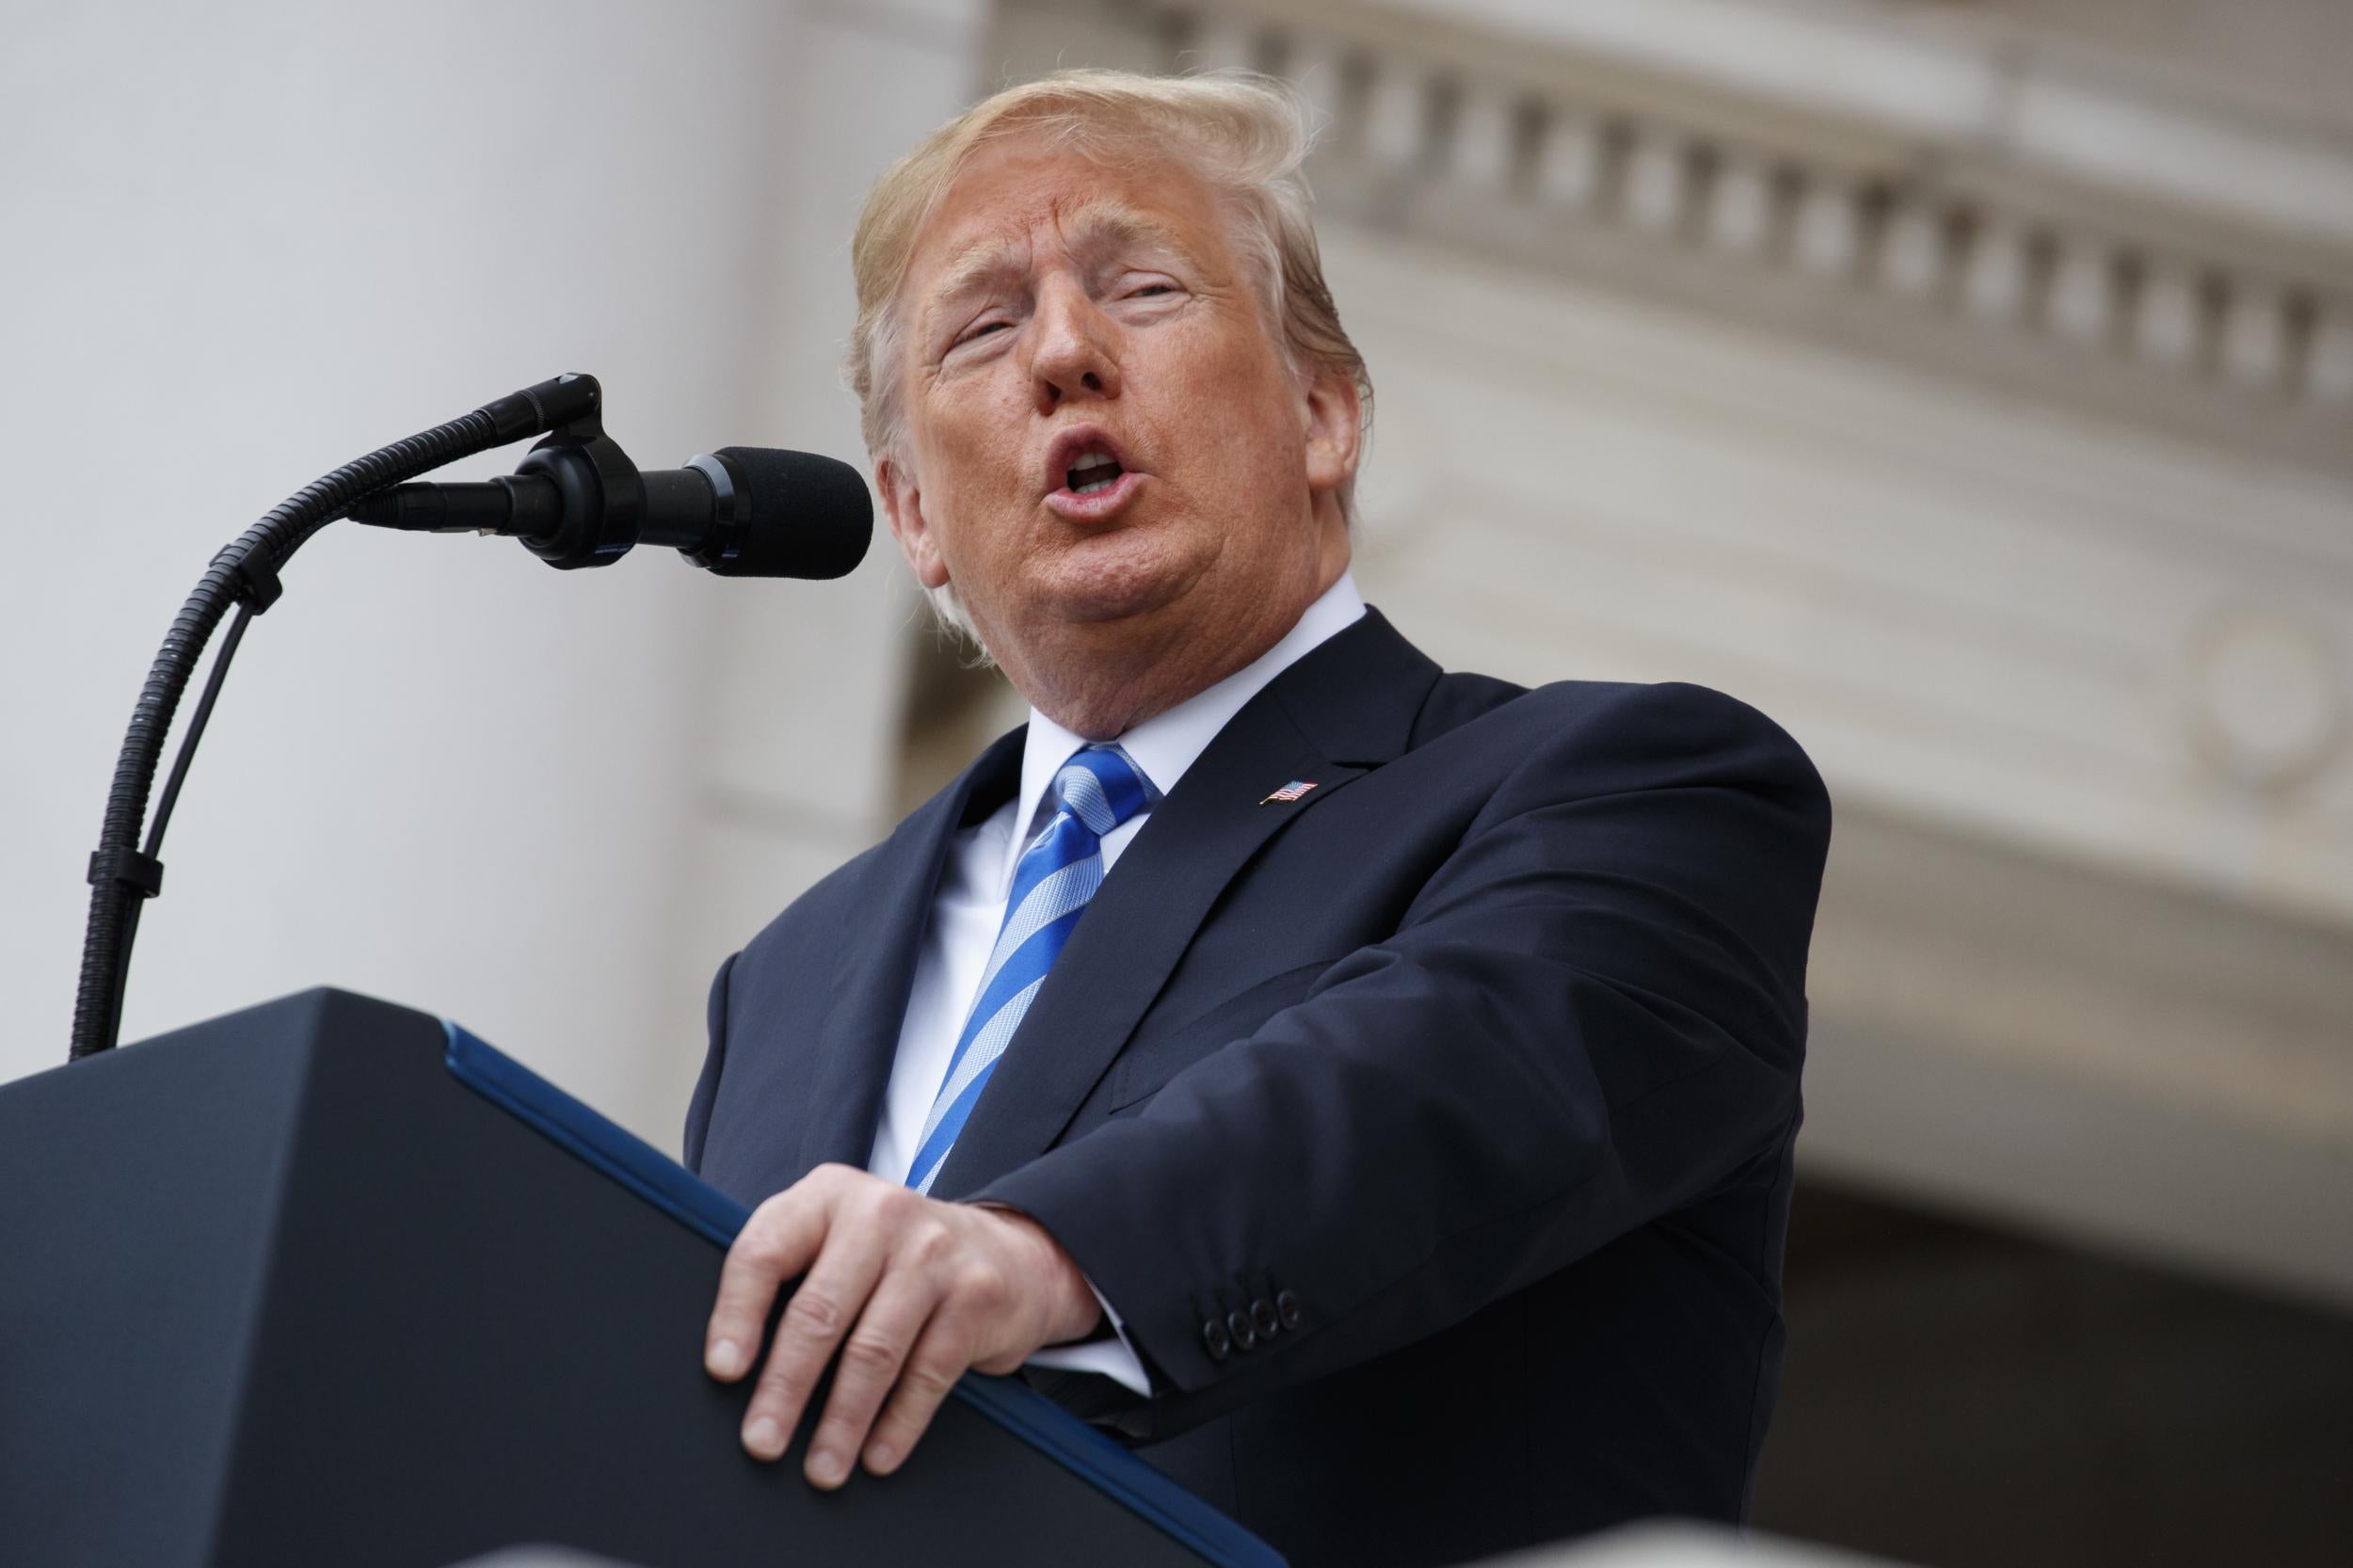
1064,448,1123,496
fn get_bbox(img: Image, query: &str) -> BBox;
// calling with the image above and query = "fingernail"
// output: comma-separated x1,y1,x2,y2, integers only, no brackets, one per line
809,1446,846,1486
708,1338,744,1378
865,1442,897,1474
744,1416,784,1459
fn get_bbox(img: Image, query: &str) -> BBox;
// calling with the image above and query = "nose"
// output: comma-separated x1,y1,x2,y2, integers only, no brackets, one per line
1029,279,1122,412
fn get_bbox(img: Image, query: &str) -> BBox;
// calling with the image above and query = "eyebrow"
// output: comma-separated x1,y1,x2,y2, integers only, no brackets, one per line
920,201,1201,328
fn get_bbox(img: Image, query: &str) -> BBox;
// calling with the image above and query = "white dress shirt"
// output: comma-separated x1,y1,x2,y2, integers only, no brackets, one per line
864,572,1368,1395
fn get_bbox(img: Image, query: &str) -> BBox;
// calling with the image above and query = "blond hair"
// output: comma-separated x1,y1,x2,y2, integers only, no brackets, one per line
846,70,1371,638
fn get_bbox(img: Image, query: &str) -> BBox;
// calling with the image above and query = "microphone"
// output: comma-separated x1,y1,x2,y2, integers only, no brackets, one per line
350,443,872,580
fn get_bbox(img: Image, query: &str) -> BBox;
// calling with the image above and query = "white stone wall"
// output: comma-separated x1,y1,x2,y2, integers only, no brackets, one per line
648,0,997,1128
0,0,980,1143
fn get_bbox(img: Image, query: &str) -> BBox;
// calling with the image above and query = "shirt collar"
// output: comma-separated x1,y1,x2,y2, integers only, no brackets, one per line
1004,570,1367,890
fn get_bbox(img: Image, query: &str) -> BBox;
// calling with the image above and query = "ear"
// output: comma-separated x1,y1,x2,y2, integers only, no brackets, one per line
876,455,951,591
1300,364,1362,500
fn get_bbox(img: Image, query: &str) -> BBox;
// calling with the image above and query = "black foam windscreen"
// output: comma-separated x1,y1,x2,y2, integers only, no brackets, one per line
707,446,873,580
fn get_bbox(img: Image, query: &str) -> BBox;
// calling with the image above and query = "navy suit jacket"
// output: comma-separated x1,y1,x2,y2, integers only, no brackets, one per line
686,608,1832,1568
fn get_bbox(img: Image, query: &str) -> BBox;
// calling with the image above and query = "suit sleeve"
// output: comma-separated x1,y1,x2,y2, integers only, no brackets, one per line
971,681,1831,1434
682,949,738,1176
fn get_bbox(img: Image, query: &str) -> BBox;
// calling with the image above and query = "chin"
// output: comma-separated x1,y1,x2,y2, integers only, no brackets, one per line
1043,573,1185,627
1035,536,1200,627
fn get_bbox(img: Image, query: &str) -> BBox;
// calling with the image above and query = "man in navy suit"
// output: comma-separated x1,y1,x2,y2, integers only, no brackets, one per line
685,70,1830,1568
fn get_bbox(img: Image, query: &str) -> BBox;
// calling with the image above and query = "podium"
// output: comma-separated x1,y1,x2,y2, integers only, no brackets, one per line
0,989,1282,1567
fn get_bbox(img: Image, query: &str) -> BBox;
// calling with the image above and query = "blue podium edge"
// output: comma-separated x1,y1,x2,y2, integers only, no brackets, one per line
442,1021,1284,1568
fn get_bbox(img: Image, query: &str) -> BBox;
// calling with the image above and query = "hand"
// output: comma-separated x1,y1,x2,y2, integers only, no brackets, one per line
703,1163,1103,1487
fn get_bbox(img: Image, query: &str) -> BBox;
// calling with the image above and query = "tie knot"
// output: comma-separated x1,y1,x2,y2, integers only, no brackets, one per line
1051,744,1154,837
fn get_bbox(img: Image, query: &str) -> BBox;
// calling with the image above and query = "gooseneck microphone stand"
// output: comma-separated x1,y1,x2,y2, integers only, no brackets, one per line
67,373,604,1062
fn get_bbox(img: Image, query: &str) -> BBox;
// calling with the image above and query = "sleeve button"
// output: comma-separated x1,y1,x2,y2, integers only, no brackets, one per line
1202,1318,1231,1361
1252,1298,1281,1338
1225,1308,1258,1352
1275,1288,1304,1330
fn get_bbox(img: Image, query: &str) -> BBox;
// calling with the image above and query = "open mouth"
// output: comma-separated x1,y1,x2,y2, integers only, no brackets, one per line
1064,449,1125,496
1043,427,1144,519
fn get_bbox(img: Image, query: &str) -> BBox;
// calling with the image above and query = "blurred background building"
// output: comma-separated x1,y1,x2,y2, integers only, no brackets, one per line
4,2,2347,1563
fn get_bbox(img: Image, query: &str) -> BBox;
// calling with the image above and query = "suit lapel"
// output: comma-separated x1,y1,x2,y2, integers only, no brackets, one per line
930,609,1441,1198
793,727,1024,1176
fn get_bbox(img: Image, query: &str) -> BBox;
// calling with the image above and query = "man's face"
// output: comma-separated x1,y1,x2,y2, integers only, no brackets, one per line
878,134,1356,714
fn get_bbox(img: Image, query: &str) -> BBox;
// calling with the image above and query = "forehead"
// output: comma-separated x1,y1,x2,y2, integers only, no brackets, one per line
904,135,1230,299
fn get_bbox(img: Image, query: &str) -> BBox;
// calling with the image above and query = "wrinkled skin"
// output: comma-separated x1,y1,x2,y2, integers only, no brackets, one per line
877,133,1359,737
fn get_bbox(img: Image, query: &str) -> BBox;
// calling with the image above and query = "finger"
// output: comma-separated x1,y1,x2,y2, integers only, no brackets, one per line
741,1217,892,1462
706,1185,830,1384
803,1273,941,1489
860,1313,973,1478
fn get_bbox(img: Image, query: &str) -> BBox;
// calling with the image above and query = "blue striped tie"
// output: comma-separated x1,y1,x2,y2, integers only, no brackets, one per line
904,745,1155,1194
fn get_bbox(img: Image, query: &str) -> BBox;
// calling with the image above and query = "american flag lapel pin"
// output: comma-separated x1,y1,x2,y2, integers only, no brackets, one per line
1259,778,1319,806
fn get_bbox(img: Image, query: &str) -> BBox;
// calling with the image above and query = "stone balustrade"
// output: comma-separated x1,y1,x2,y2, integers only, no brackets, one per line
1133,0,2353,481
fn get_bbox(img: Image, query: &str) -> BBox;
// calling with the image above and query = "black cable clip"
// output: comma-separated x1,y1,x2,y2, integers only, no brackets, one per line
88,847,165,900
211,547,282,615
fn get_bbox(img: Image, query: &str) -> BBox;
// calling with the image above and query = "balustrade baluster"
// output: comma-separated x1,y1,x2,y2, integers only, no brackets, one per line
2220,282,2289,391
1792,178,1862,277
1286,36,1348,147
1190,15,1258,73
2134,261,2202,369
1705,153,1774,255
1623,133,1689,232
1878,200,1945,297
2307,304,2353,405
1961,218,2031,324
2048,238,2116,344
1451,83,1515,191
1365,60,1428,170
1534,111,1603,212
